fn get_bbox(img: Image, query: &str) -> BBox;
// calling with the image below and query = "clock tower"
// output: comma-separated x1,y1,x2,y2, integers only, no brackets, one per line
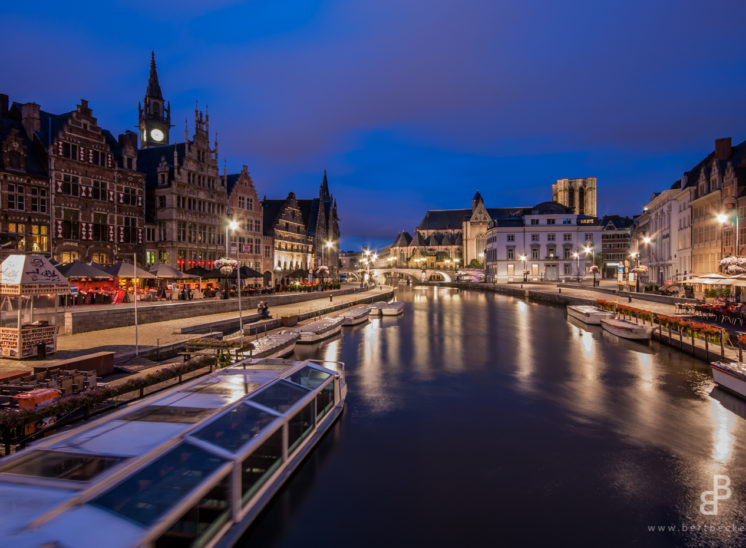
138,52,171,148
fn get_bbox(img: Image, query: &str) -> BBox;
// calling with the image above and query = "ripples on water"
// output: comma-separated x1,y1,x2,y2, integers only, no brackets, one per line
241,287,746,548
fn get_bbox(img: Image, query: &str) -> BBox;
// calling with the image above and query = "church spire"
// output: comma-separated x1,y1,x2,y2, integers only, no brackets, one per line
146,51,163,100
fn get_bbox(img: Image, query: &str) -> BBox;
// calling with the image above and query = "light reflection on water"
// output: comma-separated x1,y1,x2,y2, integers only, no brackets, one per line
241,286,746,548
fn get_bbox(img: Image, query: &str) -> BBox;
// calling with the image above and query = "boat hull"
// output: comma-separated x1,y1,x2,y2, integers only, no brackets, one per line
711,362,746,399
567,305,614,325
215,402,345,548
342,314,369,326
600,318,653,341
381,304,404,316
297,323,342,343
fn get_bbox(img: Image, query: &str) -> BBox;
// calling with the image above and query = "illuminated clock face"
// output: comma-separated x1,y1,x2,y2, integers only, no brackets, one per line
150,128,164,142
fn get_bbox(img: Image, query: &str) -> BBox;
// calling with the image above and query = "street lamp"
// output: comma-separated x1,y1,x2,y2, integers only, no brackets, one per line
573,252,580,283
584,245,596,286
717,211,740,259
520,254,527,282
225,219,243,348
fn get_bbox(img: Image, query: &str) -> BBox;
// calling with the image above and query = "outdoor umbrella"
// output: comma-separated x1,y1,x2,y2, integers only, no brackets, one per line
57,260,111,279
185,266,210,277
105,261,156,279
149,263,197,279
288,269,308,279
240,266,263,279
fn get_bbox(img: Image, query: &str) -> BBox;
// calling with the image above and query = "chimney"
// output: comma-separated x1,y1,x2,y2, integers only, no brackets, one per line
0,94,8,117
118,130,138,150
715,137,732,161
21,102,40,138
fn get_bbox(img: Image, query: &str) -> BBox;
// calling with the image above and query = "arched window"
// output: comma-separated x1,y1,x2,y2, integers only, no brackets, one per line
578,187,585,214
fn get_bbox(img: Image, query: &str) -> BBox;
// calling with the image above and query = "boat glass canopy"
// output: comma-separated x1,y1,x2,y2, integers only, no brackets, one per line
193,403,280,453
248,379,311,412
90,442,228,527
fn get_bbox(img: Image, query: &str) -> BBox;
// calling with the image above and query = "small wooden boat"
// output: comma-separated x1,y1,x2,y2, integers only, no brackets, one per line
369,301,387,316
567,305,614,325
710,361,746,400
381,301,405,316
295,317,344,343
251,331,300,358
339,306,370,326
600,318,653,341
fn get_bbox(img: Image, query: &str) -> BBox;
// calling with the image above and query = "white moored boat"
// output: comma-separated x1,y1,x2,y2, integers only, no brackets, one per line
567,305,614,325
710,361,746,400
295,316,344,343
381,301,405,316
600,318,654,341
0,358,346,548
250,331,300,358
339,306,370,326
369,301,387,316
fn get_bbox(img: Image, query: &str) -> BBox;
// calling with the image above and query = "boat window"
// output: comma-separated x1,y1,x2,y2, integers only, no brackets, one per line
90,443,227,526
315,382,335,421
121,405,214,424
193,404,278,453
248,380,310,413
155,474,231,548
288,402,315,454
241,429,283,505
287,366,332,390
0,450,125,482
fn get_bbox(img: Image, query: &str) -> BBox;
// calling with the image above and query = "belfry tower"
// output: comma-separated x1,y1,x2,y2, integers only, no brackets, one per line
138,52,171,148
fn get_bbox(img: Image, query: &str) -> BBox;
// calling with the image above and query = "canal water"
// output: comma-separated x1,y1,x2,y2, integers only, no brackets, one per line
240,286,746,547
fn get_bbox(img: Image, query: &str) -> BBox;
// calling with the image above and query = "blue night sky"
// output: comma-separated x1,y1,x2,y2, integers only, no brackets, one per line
2,1,746,251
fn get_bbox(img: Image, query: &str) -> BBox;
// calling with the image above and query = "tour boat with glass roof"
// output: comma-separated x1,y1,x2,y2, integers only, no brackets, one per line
710,361,746,400
0,357,346,547
566,305,614,325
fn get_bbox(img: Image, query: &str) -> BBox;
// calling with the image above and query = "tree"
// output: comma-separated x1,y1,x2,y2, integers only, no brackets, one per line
468,259,483,269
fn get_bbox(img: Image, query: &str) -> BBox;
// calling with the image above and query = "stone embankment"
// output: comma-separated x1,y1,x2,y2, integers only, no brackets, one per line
444,281,740,364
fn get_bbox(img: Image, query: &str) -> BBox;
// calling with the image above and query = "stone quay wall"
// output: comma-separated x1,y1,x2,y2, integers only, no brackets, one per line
64,287,368,335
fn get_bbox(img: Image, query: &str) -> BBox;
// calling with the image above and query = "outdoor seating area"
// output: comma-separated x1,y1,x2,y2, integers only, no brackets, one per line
691,301,746,326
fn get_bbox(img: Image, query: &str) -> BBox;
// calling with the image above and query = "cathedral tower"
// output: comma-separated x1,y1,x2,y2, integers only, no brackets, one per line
138,52,171,148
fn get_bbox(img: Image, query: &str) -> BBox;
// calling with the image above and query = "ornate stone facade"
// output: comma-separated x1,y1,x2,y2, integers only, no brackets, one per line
225,165,264,271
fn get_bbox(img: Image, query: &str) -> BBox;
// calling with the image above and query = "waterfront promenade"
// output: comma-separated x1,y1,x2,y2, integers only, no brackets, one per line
0,285,392,375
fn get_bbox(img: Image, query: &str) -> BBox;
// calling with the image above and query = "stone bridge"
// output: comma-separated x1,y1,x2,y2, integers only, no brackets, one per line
341,267,454,283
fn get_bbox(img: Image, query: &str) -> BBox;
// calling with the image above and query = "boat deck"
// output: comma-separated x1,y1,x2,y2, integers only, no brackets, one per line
0,358,345,547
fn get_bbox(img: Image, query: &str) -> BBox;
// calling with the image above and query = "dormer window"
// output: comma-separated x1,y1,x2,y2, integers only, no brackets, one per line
8,151,22,170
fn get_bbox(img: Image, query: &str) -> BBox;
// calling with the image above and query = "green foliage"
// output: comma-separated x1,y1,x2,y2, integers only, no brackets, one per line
468,259,483,269
704,287,730,299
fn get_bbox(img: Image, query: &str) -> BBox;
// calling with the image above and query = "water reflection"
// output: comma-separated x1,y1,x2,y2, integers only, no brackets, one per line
244,288,746,548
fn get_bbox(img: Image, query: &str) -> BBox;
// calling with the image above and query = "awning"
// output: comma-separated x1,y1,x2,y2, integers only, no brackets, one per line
0,254,69,295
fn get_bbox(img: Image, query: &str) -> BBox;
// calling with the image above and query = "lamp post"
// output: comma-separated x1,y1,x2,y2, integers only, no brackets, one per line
520,254,527,283
224,220,242,347
718,211,740,260
642,236,651,285
584,245,596,287
628,251,638,291
573,252,580,283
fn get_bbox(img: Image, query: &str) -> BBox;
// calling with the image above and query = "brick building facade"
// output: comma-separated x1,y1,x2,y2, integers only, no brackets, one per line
43,100,145,264
0,96,51,258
